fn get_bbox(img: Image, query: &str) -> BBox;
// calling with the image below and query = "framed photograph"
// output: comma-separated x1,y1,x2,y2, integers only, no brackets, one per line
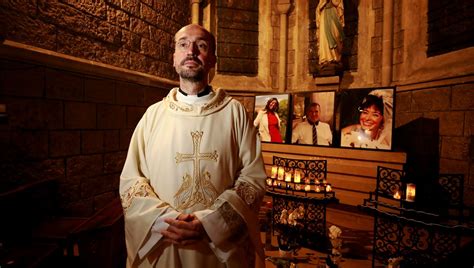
338,87,395,150
291,91,336,146
253,94,290,143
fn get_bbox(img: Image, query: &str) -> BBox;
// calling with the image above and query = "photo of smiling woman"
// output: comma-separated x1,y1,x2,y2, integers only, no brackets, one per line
253,94,290,143
340,89,394,150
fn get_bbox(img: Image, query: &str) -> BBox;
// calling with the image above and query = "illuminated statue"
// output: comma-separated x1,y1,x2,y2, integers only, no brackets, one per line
316,0,345,66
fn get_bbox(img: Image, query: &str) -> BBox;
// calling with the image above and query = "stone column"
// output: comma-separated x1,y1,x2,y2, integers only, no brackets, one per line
382,0,394,86
191,0,201,24
276,0,291,92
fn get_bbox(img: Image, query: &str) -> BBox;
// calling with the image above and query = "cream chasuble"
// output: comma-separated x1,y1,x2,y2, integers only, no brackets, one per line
120,88,267,268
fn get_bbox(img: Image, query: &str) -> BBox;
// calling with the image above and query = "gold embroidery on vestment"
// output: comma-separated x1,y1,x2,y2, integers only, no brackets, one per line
202,90,227,111
121,178,157,213
174,131,219,210
217,202,246,242
169,101,193,112
236,181,259,210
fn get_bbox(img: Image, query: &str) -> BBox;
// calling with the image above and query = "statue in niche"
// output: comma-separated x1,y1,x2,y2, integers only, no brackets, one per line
315,0,345,75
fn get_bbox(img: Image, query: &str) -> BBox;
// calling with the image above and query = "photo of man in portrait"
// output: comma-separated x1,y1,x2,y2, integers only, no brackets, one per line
291,91,335,146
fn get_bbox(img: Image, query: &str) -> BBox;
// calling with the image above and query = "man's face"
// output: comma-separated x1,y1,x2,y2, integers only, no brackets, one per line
306,105,320,123
173,25,216,82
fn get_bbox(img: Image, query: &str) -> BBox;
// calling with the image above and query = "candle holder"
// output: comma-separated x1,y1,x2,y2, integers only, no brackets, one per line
271,165,278,179
277,167,285,181
285,170,293,182
294,169,301,183
406,183,416,202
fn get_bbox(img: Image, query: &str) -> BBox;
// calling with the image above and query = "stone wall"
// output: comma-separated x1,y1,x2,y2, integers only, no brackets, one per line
371,0,383,84
396,83,474,206
216,0,259,76
0,0,189,80
392,0,404,82
0,58,170,215
270,0,280,90
427,0,474,57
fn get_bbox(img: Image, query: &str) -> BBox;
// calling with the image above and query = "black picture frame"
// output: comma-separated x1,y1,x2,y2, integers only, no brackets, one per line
290,91,336,146
253,94,291,144
338,87,395,150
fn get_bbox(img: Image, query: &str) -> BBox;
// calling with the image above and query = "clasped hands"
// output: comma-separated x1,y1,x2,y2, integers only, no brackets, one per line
161,213,209,246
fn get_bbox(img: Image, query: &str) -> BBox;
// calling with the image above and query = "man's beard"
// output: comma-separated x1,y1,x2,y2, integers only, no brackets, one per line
176,58,205,82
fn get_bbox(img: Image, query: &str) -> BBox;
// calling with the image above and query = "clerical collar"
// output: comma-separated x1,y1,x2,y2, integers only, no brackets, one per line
178,86,212,97
177,87,214,105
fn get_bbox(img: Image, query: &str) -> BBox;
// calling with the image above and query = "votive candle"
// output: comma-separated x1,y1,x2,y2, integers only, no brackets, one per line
406,183,416,202
277,167,285,181
294,169,301,183
271,166,278,179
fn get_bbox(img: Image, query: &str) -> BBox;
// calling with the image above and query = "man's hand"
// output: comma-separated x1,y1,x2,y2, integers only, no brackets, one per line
161,214,208,246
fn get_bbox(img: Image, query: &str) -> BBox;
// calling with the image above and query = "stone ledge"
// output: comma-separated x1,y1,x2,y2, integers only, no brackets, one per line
0,39,178,88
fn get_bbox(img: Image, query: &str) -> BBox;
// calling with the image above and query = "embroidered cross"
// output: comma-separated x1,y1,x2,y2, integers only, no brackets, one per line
174,131,219,210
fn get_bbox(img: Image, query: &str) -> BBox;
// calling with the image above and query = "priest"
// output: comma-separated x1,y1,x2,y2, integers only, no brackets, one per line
119,24,267,267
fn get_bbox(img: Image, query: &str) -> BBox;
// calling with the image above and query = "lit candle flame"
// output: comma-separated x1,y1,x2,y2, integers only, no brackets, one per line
393,191,401,199
266,178,273,186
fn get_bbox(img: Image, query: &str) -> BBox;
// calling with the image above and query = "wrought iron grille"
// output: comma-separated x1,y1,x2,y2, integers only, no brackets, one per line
273,156,327,182
438,174,464,207
376,166,405,199
367,206,472,268
269,191,329,250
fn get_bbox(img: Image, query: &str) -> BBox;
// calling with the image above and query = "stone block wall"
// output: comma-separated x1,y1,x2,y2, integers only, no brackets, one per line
392,0,404,82
371,0,383,84
395,83,474,206
0,58,170,216
0,0,190,80
270,0,280,90
427,0,474,57
216,0,259,76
